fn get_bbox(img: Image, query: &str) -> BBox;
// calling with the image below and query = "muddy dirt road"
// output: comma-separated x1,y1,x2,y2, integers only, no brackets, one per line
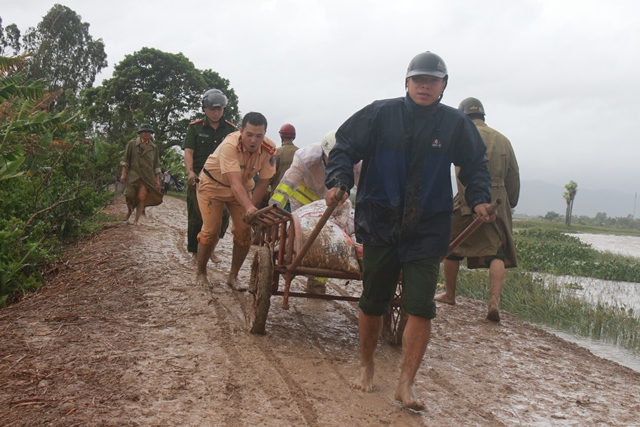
1,196,639,426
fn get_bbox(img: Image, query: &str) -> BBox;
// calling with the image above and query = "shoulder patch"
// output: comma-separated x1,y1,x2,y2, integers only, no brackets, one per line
225,120,237,129
261,141,276,156
189,119,203,125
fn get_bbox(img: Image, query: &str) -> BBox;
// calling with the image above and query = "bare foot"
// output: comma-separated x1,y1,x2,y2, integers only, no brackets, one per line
210,251,221,263
196,273,211,287
434,293,456,305
394,380,425,411
350,365,375,392
487,303,500,322
226,275,247,292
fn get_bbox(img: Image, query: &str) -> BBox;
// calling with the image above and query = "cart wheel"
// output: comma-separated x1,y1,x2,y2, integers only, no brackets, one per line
247,247,273,334
383,283,407,346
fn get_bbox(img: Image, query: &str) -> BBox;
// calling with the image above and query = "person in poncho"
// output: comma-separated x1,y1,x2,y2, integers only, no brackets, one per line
120,123,163,224
435,97,520,322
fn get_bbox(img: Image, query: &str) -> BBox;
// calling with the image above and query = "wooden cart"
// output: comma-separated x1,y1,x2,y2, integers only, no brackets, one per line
246,195,406,344
246,194,500,344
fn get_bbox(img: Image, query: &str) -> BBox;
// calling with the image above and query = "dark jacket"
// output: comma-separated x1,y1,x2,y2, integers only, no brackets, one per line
325,95,491,262
182,117,237,174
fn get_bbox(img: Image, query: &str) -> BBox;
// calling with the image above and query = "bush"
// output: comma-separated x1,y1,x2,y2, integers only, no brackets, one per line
1,55,118,306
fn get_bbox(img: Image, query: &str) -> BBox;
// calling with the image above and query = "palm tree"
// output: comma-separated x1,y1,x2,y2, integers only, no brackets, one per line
563,180,578,227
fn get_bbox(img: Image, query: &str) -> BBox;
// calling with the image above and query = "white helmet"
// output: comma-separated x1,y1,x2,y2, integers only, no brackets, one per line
321,130,337,158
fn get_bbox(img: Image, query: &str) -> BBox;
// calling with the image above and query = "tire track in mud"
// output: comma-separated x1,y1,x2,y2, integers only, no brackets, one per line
207,289,318,426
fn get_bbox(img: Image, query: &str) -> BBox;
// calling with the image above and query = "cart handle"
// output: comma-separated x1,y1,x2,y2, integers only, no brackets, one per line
446,199,501,258
286,185,347,273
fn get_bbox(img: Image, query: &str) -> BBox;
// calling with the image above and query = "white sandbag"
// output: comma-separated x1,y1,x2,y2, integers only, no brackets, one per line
292,200,360,274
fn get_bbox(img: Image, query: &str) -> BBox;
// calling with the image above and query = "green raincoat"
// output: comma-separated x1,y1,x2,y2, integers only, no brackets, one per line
450,118,520,268
121,136,163,208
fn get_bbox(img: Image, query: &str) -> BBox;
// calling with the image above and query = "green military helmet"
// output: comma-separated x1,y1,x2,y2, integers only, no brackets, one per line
138,123,154,133
458,97,486,116
406,51,448,80
202,88,228,109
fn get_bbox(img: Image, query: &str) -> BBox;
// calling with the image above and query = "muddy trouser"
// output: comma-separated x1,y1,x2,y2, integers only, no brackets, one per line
187,184,229,253
196,178,253,249
360,245,439,319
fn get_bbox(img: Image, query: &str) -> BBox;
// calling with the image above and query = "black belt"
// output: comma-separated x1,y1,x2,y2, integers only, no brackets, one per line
203,168,230,187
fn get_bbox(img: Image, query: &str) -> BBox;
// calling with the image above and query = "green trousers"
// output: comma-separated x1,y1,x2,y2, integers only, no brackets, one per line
187,185,229,253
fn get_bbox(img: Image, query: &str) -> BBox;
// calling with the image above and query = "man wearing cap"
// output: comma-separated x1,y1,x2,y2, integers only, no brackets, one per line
325,52,494,410
183,89,237,262
267,123,299,210
120,123,163,225
435,97,520,322
195,112,276,290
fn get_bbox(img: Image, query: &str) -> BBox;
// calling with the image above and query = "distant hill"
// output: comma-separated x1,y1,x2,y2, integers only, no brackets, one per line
514,180,638,218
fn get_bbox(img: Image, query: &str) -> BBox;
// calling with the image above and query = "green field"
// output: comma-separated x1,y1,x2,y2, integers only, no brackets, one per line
448,220,640,353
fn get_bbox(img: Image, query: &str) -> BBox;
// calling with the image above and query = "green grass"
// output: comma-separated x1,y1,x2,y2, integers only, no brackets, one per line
449,226,640,353
451,269,640,353
515,228,640,282
515,218,640,237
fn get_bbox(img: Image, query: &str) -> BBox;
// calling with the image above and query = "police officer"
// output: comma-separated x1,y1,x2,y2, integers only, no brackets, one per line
183,89,236,262
195,112,276,290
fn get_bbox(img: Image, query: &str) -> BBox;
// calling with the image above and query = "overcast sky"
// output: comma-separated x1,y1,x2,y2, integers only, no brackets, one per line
3,0,639,195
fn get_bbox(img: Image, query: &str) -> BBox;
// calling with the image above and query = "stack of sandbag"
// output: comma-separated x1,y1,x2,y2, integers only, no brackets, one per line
292,199,360,274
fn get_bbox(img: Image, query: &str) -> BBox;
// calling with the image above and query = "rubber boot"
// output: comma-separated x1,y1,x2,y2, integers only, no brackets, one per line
227,244,250,291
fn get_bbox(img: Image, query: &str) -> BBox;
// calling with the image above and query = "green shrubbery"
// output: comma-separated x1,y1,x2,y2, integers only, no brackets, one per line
515,229,640,282
0,56,116,306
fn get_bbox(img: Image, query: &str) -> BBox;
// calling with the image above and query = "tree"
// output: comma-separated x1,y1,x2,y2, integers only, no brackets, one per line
544,211,561,222
594,212,607,226
0,18,21,55
82,47,239,154
563,180,578,227
14,4,107,111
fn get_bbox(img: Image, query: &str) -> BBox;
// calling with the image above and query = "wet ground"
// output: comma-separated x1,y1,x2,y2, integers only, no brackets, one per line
1,196,639,426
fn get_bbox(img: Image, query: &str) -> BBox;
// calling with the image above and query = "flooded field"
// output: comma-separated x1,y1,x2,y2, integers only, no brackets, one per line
573,233,640,258
544,233,640,371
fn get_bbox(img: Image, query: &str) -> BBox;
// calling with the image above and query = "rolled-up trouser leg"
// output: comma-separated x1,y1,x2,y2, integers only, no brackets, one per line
196,192,225,250
189,185,230,253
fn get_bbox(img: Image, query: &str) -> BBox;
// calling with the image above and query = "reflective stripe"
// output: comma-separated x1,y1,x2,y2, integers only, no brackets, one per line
271,192,287,206
297,184,319,201
276,182,294,196
291,192,310,205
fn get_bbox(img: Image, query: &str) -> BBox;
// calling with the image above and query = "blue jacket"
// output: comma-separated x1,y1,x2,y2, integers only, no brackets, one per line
325,95,491,262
